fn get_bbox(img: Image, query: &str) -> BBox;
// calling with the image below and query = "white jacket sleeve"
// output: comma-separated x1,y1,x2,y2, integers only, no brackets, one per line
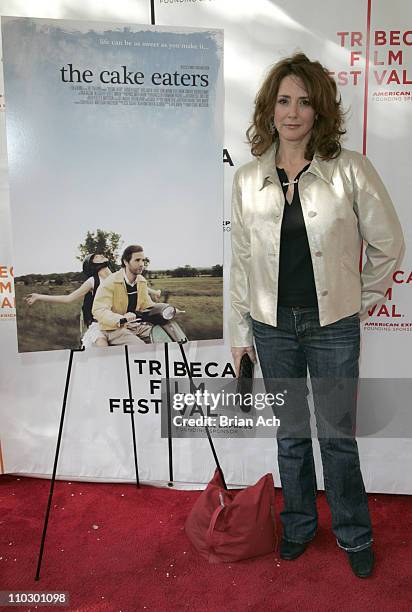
229,168,253,347
353,155,405,319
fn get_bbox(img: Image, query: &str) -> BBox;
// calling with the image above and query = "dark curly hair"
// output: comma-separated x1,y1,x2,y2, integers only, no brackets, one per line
246,53,346,160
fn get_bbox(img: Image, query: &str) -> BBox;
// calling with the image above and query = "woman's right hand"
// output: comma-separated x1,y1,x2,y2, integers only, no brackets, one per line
231,346,257,377
25,293,40,305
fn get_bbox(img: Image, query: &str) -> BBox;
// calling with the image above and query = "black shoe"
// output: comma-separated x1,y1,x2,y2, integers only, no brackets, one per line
347,547,375,578
280,538,308,560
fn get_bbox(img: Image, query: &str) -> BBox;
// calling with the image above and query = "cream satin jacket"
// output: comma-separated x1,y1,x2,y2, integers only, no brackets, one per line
230,145,405,347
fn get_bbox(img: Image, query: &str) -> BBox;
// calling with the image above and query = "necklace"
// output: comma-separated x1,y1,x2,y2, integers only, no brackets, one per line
281,179,298,186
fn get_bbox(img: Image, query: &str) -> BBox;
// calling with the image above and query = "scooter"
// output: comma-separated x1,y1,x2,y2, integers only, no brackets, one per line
131,302,187,343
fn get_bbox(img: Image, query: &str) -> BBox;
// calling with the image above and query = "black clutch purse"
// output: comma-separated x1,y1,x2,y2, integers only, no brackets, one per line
236,353,254,412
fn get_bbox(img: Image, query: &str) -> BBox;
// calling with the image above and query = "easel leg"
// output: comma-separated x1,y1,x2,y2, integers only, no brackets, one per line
178,344,228,490
150,0,156,25
164,343,174,486
35,348,76,581
124,345,140,488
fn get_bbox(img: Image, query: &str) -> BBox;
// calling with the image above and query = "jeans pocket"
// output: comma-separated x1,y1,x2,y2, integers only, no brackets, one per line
331,313,360,327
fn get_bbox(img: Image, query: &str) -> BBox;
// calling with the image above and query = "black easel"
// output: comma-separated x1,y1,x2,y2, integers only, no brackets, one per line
125,345,140,487
35,348,78,581
150,0,155,26
35,344,140,580
164,342,174,486
178,344,227,490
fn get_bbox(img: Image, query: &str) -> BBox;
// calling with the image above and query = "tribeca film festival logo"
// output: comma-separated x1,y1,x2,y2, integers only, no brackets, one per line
0,265,15,320
364,270,412,332
171,388,284,429
330,29,412,101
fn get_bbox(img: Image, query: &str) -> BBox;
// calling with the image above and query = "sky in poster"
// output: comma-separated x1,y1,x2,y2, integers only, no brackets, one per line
2,17,223,275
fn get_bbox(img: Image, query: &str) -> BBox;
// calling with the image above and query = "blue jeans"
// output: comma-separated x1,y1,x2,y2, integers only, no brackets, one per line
252,306,373,552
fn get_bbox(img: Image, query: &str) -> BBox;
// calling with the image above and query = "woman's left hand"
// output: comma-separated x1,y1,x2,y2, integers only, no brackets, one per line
231,346,257,377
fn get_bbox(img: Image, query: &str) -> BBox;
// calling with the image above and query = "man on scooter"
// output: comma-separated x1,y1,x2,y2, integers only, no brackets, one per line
92,244,154,345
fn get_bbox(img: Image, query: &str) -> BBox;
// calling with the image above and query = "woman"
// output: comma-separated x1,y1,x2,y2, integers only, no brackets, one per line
25,253,112,347
230,53,404,577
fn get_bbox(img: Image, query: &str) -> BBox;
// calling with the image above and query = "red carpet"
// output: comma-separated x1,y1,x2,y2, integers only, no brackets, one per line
1,475,411,611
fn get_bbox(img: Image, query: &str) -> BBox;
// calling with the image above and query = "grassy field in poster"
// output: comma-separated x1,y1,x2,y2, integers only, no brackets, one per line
15,277,223,352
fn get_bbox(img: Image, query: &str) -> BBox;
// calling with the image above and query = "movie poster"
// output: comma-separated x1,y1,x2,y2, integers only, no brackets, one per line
1,17,223,352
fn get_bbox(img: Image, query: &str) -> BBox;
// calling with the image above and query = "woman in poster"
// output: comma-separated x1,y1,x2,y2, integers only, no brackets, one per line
25,253,112,347
230,53,404,577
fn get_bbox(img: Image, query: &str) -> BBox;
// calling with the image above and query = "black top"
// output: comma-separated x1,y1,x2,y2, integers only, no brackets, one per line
82,274,100,327
276,164,318,307
126,281,138,313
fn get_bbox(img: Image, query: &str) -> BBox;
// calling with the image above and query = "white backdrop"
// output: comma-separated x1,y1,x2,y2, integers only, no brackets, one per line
1,0,411,493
